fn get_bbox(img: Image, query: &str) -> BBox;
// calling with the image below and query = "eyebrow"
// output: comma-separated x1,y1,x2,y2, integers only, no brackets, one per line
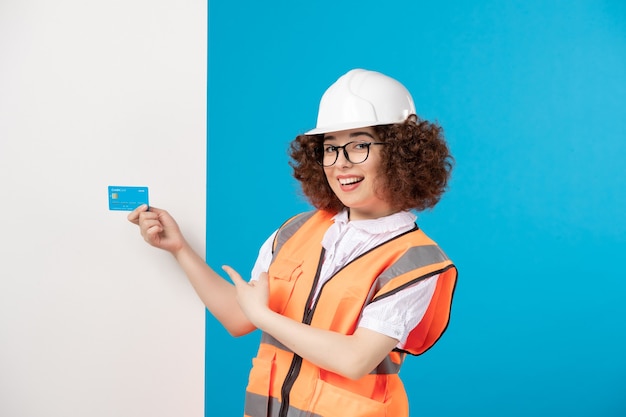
323,131,375,142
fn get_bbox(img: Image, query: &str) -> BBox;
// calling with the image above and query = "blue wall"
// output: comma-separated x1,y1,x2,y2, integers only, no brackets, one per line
207,1,626,415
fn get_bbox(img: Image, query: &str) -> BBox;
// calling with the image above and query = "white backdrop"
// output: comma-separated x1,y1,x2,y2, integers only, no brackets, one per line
0,1,206,416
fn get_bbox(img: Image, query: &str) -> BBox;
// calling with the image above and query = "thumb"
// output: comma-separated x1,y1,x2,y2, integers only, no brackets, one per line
258,271,269,285
146,206,164,214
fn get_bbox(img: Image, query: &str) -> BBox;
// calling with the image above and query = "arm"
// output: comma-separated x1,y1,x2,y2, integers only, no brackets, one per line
128,205,256,337
224,267,399,380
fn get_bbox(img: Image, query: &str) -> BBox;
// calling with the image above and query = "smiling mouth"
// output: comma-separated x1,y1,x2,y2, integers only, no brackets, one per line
338,177,363,186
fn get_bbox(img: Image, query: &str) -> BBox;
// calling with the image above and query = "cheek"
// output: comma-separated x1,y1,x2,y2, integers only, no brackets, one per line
364,156,384,180
323,167,334,183
366,162,387,196
323,168,342,196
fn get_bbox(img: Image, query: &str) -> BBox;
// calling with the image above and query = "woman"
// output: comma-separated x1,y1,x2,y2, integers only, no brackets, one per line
129,69,457,417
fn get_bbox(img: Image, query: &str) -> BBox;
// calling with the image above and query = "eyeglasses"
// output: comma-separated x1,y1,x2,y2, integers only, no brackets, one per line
316,141,386,167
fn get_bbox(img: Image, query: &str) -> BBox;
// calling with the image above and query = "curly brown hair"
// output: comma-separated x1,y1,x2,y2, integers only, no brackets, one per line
289,115,453,213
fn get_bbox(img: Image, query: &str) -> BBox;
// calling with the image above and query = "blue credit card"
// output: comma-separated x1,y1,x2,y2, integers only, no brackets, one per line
108,186,149,211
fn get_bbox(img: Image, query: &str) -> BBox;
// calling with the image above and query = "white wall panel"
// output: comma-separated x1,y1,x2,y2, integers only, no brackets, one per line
0,1,206,416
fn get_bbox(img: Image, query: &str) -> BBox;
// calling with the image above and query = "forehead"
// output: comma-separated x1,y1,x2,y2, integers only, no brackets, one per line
323,126,378,142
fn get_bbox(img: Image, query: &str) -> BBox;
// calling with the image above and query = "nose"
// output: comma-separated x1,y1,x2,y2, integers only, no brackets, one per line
336,147,352,167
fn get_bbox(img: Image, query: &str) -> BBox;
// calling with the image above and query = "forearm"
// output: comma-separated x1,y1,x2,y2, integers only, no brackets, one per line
173,242,256,336
254,309,397,380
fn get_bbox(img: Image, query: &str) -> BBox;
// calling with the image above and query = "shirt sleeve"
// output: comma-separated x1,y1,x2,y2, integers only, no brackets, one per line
358,274,439,349
250,230,277,282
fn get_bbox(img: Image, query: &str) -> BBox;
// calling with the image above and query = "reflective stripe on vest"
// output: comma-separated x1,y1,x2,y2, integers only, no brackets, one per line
372,244,449,300
271,211,317,261
245,210,457,417
245,392,323,417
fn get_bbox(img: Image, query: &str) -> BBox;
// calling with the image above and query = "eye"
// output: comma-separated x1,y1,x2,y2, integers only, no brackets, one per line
323,145,338,154
352,142,370,151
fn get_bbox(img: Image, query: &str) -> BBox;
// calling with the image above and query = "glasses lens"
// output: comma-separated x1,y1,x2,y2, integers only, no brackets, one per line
320,145,337,166
345,142,370,164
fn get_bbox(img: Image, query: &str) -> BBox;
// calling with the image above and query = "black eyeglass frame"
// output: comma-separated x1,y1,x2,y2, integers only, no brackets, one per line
315,141,387,167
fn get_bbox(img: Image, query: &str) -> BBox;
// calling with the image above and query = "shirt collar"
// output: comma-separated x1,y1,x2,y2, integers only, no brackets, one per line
332,209,417,235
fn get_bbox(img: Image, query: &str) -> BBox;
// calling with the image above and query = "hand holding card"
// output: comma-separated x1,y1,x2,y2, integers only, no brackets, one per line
127,205,186,254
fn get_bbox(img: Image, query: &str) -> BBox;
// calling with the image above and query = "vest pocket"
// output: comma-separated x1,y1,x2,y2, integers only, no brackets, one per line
268,257,303,314
270,257,303,282
307,379,388,417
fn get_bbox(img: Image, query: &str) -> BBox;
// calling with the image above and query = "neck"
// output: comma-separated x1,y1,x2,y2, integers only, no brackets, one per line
347,207,399,221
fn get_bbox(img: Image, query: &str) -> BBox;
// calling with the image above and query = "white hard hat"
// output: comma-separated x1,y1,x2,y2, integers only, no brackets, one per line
305,69,416,135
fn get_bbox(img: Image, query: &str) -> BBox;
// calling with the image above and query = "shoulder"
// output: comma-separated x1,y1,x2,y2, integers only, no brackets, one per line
272,210,336,255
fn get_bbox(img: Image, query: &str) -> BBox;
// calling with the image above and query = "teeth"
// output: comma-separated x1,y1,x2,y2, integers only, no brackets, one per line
339,177,362,185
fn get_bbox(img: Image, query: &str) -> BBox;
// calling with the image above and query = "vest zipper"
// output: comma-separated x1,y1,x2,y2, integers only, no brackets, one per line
277,249,325,417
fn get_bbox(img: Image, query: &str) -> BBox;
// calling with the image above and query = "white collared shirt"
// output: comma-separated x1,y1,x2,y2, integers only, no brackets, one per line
251,210,438,348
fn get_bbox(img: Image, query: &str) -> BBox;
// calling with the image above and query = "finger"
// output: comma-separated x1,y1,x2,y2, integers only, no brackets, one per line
127,204,149,224
139,219,162,235
145,223,164,237
136,207,165,225
138,211,159,223
222,265,245,286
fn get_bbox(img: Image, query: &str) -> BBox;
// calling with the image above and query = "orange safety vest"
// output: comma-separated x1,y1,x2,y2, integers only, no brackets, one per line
244,210,457,417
